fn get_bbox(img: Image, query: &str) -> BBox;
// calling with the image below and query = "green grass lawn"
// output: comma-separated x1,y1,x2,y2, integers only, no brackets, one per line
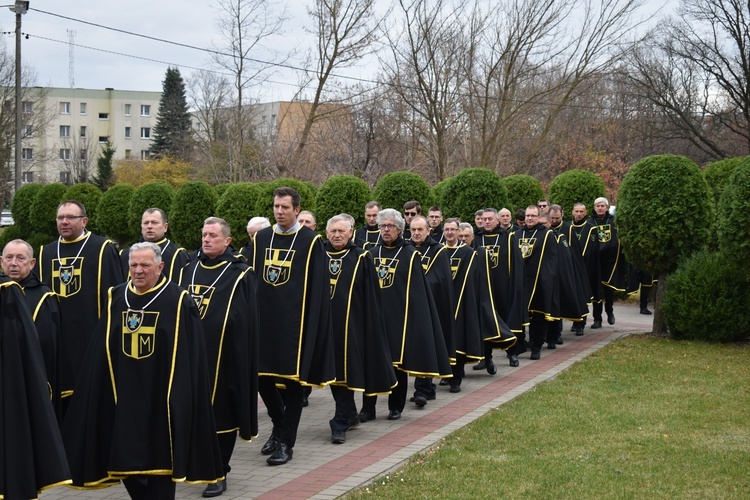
348,335,750,498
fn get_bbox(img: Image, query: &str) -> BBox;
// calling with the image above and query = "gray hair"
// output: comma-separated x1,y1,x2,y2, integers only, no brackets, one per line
129,241,162,265
377,208,405,231
459,222,473,232
326,214,352,231
594,197,609,206
247,216,271,231
483,207,499,217
204,217,231,237
3,239,34,259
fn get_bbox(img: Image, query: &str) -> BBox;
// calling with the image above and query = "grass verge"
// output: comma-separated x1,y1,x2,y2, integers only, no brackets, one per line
347,335,750,498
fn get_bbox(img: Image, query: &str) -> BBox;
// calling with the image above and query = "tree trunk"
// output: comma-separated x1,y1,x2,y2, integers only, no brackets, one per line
652,273,668,336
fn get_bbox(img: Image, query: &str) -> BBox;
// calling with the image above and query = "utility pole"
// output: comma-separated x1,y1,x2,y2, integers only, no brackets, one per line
12,1,29,194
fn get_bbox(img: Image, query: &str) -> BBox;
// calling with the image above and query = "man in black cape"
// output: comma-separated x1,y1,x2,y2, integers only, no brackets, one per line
476,207,525,368
517,206,559,360
120,208,189,283
408,215,454,407
589,197,625,328
362,209,452,422
353,201,382,249
62,242,224,499
442,218,516,391
561,202,600,334
0,276,71,499
2,239,63,420
239,216,271,266
325,215,396,443
37,200,124,416
253,187,335,466
181,217,258,497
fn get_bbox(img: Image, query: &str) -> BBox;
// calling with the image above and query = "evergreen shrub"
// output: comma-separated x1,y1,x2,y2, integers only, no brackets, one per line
372,171,433,212
64,183,102,234
716,159,750,268
29,183,68,237
170,182,217,250
215,183,264,248
255,178,317,221
10,183,42,238
440,168,506,223
662,251,750,342
702,156,748,210
97,184,137,247
315,175,372,229
128,182,176,237
547,170,605,219
499,174,544,213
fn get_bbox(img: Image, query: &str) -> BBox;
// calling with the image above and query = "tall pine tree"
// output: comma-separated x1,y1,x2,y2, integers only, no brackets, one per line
150,67,193,161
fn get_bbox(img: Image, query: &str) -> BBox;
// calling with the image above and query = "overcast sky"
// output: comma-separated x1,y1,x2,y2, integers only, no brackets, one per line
1,1,677,104
0,0,352,102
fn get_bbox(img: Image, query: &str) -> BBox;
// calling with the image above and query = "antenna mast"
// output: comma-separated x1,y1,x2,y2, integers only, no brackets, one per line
67,29,75,88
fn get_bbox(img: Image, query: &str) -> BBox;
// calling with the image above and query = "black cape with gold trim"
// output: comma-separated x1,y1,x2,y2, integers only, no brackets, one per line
180,249,258,441
121,237,189,284
325,241,397,395
62,278,224,488
516,224,559,319
413,237,456,363
253,225,335,386
353,224,381,250
0,278,71,498
37,232,124,398
476,230,526,332
562,219,601,302
551,232,589,321
368,237,452,378
19,272,63,421
589,214,625,292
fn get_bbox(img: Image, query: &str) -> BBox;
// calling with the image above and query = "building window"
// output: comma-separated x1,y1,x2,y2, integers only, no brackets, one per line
21,148,32,160
140,105,151,116
80,102,87,115
125,104,131,116
80,149,87,161
59,148,71,161
80,126,87,138
125,127,131,139
22,125,32,137
141,127,151,139
125,149,131,160
60,171,70,184
59,125,71,138
22,171,33,183
22,101,32,113
98,136,109,144
141,150,150,160
99,112,109,120
59,102,70,114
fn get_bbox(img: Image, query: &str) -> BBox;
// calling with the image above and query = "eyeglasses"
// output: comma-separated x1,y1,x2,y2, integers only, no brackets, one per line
379,223,398,230
404,211,417,216
56,215,85,221
537,204,548,208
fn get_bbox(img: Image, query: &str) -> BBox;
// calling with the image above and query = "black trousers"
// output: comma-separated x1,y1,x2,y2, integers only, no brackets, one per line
414,377,436,399
528,313,548,351
330,385,359,432
217,430,237,475
122,475,175,500
258,376,304,448
641,286,651,308
593,287,615,321
389,369,408,412
451,353,466,386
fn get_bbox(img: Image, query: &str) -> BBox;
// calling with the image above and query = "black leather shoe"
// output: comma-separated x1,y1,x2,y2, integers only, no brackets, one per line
508,354,519,367
486,360,497,375
640,307,652,315
530,350,541,360
414,395,427,407
387,409,401,420
607,312,615,325
302,393,309,407
202,480,227,498
472,360,486,370
575,327,584,336
591,320,602,329
449,385,461,393
556,335,564,345
267,443,293,465
358,411,375,423
260,432,279,455
331,430,346,444
546,342,556,350
439,378,449,386
570,324,577,332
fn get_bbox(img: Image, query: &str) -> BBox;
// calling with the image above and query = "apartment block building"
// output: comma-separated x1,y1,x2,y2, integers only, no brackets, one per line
18,87,161,184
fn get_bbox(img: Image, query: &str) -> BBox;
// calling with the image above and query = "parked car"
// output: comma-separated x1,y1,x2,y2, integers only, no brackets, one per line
1,210,14,227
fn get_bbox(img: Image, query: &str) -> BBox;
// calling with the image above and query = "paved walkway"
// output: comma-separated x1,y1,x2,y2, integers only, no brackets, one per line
44,302,653,500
